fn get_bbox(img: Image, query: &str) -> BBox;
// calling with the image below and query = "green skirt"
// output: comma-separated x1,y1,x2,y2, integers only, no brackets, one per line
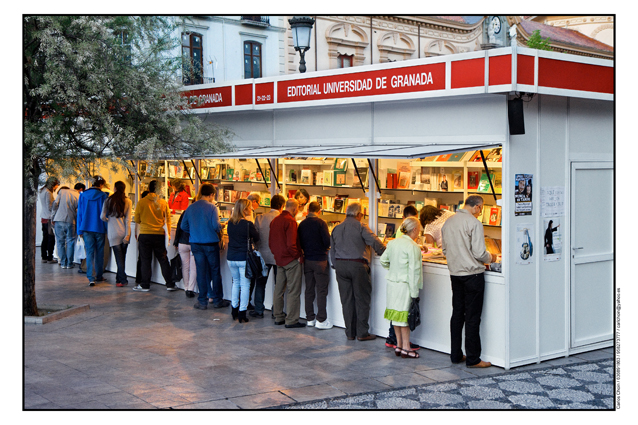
384,278,410,327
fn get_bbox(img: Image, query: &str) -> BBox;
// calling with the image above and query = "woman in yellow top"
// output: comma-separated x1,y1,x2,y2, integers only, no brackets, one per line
380,217,423,359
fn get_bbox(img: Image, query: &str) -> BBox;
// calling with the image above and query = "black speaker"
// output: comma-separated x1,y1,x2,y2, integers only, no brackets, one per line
508,98,525,135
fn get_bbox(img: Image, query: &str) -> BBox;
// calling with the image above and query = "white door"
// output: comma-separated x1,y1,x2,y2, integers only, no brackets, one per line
570,162,614,348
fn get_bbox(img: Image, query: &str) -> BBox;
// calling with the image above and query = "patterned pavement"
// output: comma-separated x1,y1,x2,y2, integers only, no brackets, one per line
281,359,615,409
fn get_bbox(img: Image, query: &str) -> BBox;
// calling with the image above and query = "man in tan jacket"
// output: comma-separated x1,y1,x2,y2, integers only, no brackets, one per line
442,195,497,368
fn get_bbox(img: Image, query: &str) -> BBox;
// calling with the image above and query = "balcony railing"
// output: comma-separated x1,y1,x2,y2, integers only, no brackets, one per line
240,16,270,27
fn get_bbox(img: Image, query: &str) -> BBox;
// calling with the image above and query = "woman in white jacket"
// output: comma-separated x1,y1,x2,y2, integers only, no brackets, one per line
101,181,133,287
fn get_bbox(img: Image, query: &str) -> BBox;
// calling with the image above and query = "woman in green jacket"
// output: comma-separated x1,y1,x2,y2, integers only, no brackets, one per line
380,217,423,359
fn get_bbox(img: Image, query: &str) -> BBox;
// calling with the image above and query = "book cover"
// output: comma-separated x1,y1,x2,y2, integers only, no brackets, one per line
300,169,312,184
226,168,234,181
289,169,297,183
377,223,387,239
420,167,431,190
488,206,502,226
423,155,438,162
385,223,396,239
334,171,346,186
469,150,489,162
438,173,449,191
485,147,503,162
481,205,492,224
440,205,450,211
288,189,297,199
323,170,334,186
467,171,480,190
436,154,452,162
200,167,208,180
398,171,411,189
361,198,369,216
333,198,345,213
415,201,425,211
233,169,241,181
229,190,238,203
386,169,397,189
447,152,465,162
397,161,411,173
378,200,390,217
316,172,324,185
249,170,256,181
477,172,495,193
453,171,463,191
333,158,348,171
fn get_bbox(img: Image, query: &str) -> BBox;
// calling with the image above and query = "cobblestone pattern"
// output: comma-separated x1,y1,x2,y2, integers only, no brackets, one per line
281,359,615,410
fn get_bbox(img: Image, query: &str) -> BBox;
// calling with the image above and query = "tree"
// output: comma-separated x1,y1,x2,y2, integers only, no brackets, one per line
526,29,553,51
23,16,233,316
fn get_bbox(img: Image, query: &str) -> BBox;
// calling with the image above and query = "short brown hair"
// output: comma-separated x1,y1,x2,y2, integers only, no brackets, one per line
307,201,321,213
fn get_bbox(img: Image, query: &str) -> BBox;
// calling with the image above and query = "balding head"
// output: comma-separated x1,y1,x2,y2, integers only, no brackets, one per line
285,198,299,215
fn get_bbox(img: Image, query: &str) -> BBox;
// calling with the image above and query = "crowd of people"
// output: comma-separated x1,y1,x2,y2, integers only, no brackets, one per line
40,174,496,367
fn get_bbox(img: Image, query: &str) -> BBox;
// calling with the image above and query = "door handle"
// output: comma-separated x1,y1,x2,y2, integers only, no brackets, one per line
572,247,583,251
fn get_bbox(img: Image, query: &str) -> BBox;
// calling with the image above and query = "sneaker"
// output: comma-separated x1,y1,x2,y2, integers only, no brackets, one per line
116,283,127,287
306,320,316,327
315,319,333,330
95,277,106,282
49,259,58,264
166,286,178,292
285,322,306,329
132,285,150,292
193,303,207,310
385,341,397,349
88,281,95,287
185,290,195,298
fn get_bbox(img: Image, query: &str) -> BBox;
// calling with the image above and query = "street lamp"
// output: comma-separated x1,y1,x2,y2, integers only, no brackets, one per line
288,16,315,73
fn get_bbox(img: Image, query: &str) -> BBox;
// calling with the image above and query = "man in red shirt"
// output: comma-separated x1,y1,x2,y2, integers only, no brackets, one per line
269,198,305,328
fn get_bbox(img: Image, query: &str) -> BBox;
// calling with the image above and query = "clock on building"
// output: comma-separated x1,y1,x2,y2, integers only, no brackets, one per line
490,16,501,34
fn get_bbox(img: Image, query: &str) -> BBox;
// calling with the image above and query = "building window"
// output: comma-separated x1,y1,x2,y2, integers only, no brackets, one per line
244,41,262,79
182,32,203,85
338,54,354,68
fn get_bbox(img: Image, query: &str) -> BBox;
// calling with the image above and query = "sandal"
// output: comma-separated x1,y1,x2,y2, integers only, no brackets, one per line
394,347,402,357
401,349,420,359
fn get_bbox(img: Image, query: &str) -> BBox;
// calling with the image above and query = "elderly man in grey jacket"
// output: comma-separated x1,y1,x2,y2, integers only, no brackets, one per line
441,195,497,369
51,183,82,269
250,194,286,318
330,202,386,341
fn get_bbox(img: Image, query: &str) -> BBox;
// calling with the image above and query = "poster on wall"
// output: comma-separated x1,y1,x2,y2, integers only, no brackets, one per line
515,224,534,265
514,174,533,216
540,186,565,217
543,218,562,262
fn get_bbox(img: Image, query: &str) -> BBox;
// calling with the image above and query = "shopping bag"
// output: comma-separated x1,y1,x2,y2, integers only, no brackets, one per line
408,297,421,331
75,236,86,262
171,254,183,282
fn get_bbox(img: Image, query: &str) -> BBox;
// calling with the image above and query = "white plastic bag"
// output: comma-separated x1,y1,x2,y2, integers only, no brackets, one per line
75,236,86,262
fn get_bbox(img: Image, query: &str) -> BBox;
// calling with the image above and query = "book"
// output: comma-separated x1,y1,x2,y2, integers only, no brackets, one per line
485,147,503,162
415,201,424,211
477,171,495,193
289,169,297,183
333,198,345,213
436,154,452,161
288,189,297,199
334,171,346,186
377,223,387,240
469,150,488,162
316,172,324,185
323,170,334,186
226,168,234,181
333,158,348,171
481,205,492,224
398,171,411,189
200,167,208,180
438,173,450,191
249,170,256,181
378,200,390,217
488,206,502,226
447,152,465,162
424,197,439,207
385,223,396,239
453,171,463,191
420,167,431,191
233,169,241,181
467,171,480,190
300,169,312,184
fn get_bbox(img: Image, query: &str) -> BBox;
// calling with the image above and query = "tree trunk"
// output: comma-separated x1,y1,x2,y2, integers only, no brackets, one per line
24,167,39,316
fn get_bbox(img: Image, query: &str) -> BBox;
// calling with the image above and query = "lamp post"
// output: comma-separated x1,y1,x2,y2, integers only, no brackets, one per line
288,16,315,73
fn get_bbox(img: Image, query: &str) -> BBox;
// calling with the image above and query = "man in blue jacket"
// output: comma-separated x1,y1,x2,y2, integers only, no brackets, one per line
77,176,109,287
180,183,229,310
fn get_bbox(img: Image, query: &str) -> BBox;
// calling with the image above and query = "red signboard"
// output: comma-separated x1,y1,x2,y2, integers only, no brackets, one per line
255,82,274,105
235,84,253,106
277,62,446,103
183,86,233,109
489,55,512,86
538,58,613,94
451,58,484,89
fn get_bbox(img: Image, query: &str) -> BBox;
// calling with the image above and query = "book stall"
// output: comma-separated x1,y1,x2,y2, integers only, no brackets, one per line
101,46,612,369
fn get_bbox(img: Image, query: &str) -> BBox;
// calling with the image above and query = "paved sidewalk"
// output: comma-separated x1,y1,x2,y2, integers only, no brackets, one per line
25,260,614,410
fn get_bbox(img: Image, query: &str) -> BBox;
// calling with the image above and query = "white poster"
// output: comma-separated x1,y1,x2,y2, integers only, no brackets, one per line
540,186,565,217
516,224,534,265
543,218,562,262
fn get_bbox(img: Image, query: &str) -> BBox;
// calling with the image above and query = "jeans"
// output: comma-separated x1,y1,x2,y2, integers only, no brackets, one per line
253,264,276,314
450,273,485,366
111,243,129,284
54,221,76,267
190,243,223,306
228,260,251,311
83,231,105,282
41,222,56,261
138,234,174,290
